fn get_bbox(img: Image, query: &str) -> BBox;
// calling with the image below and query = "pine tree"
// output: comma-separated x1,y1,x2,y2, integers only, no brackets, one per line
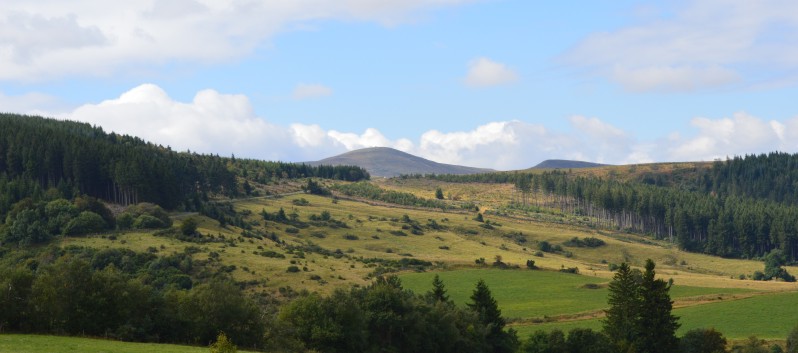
636,259,679,353
435,187,444,200
603,263,640,352
468,279,517,353
428,274,450,303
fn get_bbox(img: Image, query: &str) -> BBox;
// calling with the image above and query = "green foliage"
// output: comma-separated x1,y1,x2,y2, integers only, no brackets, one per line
3,208,51,245
759,250,796,282
63,211,108,236
731,336,770,353
132,214,167,229
679,328,728,353
519,328,613,353
787,325,798,353
468,279,518,353
603,260,679,353
208,332,236,353
563,237,606,248
277,276,494,353
425,156,798,261
427,274,450,304
304,179,330,196
435,187,444,200
333,182,472,210
180,218,198,236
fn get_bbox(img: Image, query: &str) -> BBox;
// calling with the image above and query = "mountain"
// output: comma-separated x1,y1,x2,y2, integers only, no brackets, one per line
532,159,608,169
307,147,494,177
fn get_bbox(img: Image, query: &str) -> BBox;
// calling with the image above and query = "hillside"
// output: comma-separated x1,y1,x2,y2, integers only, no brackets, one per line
307,147,493,177
4,115,798,351
532,159,608,169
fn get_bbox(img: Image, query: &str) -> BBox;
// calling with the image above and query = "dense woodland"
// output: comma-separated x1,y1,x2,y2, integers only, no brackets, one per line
423,155,798,262
0,114,368,219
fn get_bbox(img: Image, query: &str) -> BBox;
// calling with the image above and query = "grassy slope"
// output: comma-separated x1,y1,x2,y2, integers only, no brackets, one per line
54,179,798,345
400,269,754,320
0,334,257,353
513,291,798,340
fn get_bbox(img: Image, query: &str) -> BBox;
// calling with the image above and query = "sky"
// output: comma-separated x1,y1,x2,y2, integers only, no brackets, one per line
3,0,798,170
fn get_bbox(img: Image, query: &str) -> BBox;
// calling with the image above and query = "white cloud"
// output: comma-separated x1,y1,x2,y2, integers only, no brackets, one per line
0,0,474,81
611,65,740,92
292,83,333,100
464,57,518,87
46,83,798,170
667,112,787,161
565,0,798,91
0,90,70,115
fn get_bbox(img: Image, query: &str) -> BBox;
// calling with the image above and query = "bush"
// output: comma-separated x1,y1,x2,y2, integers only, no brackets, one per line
679,328,727,353
181,218,198,236
343,234,359,240
286,266,301,273
116,213,134,230
538,241,552,253
209,332,237,353
132,214,167,229
63,211,108,236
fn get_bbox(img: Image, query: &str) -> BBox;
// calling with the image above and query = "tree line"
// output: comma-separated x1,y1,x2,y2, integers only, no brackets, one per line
421,157,798,262
0,114,368,218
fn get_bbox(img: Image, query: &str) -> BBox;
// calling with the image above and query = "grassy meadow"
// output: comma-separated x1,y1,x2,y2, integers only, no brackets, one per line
0,334,258,353
54,178,798,346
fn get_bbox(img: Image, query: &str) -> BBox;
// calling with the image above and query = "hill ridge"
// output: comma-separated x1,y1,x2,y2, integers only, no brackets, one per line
307,147,494,177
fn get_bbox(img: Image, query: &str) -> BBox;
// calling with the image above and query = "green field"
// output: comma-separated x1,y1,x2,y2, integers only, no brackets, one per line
0,334,258,353
511,291,798,340
401,268,754,320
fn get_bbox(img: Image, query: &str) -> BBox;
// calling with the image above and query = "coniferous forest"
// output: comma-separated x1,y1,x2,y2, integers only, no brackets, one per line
0,113,368,217
423,155,798,262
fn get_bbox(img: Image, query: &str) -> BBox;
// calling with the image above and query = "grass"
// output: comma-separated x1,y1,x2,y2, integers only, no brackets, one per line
0,334,258,353
511,291,798,340
53,181,798,346
401,268,754,320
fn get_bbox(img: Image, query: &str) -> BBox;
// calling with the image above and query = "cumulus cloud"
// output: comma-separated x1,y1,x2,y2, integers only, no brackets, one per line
667,112,789,161
565,0,798,91
49,83,798,170
292,83,333,100
0,0,474,81
464,57,518,87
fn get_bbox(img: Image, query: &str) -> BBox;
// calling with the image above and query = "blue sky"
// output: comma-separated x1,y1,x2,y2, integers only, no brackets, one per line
3,0,798,170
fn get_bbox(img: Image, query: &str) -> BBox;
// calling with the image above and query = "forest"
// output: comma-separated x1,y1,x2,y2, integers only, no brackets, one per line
0,114,368,220
421,156,798,263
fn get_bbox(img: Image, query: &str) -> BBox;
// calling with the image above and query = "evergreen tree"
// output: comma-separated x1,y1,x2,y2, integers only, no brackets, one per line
427,274,450,304
603,262,641,352
435,187,444,200
468,279,517,353
637,259,680,353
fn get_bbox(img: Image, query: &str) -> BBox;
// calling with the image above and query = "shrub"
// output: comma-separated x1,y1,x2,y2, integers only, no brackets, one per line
116,213,134,230
63,211,108,236
180,218,198,236
286,266,301,273
538,241,552,253
132,214,166,229
343,234,359,240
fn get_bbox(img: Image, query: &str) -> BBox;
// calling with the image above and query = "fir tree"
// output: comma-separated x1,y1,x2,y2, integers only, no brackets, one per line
428,274,450,304
636,259,680,353
603,262,641,352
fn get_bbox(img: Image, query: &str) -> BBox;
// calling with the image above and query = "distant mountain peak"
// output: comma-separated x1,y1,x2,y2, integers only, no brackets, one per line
532,159,608,169
307,147,494,177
